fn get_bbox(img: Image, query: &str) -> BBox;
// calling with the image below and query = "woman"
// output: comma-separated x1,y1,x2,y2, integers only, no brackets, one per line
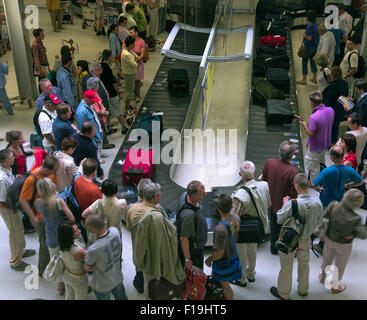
341,133,358,170
108,23,123,83
297,10,319,85
53,137,79,192
75,60,89,104
35,178,75,295
319,189,367,293
129,26,146,102
322,66,349,145
58,223,88,300
6,131,33,176
315,53,332,93
53,45,77,77
121,35,138,113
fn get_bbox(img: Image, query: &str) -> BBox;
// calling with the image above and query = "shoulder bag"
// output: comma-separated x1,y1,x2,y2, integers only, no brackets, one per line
43,253,64,283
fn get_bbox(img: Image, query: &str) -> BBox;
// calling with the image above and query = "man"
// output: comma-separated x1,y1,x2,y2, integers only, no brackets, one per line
46,0,62,33
53,103,78,151
312,145,363,209
117,15,129,43
131,182,185,299
31,28,50,93
56,54,77,112
315,24,336,67
270,173,323,300
36,78,64,112
176,180,207,270
338,4,353,38
230,161,270,286
71,122,104,179
146,0,159,42
300,91,335,182
133,0,148,40
262,141,299,255
0,58,13,115
19,156,59,275
350,3,367,43
120,3,138,31
0,149,35,272
328,27,346,67
344,79,367,127
340,36,360,96
100,49,128,135
205,194,240,300
76,90,103,149
38,94,59,154
158,0,168,35
84,214,127,300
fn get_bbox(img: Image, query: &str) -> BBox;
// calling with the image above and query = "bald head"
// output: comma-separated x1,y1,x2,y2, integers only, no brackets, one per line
330,145,344,163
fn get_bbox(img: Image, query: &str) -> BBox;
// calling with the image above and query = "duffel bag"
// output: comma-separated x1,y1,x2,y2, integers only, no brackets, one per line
253,78,285,105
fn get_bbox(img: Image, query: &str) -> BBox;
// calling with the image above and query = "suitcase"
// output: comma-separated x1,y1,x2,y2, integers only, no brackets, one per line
254,54,290,76
204,276,225,300
253,78,285,105
256,46,287,56
260,20,288,37
122,149,155,185
266,99,293,125
118,185,139,205
168,69,189,93
266,68,290,93
259,35,287,47
136,110,163,146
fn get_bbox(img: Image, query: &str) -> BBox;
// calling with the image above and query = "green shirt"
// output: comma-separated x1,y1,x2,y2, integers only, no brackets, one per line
133,6,147,32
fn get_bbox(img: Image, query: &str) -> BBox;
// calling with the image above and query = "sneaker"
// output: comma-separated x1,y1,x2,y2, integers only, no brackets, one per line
11,261,29,271
230,280,247,287
101,153,109,158
133,279,144,294
247,277,255,283
22,249,36,258
102,143,115,149
298,291,308,297
101,26,106,36
96,31,102,36
270,248,278,255
270,286,287,300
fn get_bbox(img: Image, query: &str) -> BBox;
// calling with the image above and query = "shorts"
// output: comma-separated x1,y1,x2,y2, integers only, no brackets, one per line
109,95,123,117
88,2,104,18
123,74,136,101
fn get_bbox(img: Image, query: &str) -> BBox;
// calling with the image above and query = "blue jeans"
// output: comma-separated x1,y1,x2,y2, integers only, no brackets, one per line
94,282,128,300
302,46,318,75
0,87,13,114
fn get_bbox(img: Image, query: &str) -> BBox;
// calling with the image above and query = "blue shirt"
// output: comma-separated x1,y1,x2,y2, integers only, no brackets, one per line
328,28,345,55
52,117,77,150
0,62,9,88
313,164,362,208
75,100,102,145
36,87,64,112
304,22,320,48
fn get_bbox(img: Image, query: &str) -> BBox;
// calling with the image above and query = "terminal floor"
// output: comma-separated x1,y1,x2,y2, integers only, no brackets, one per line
0,9,366,300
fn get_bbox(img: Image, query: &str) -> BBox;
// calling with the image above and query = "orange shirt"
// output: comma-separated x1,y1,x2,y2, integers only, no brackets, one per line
19,168,58,220
73,176,102,211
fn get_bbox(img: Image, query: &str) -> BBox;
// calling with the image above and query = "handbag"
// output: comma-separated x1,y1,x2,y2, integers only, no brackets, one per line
148,278,185,300
297,43,308,59
43,254,64,283
179,266,207,300
212,221,242,282
236,186,265,244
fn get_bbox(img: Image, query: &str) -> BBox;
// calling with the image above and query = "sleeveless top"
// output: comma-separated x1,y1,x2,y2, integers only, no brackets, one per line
61,243,85,276
342,153,358,170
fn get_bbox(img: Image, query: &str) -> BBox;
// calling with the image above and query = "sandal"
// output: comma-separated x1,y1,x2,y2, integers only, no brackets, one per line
331,284,346,294
296,80,307,85
309,78,317,84
58,286,65,296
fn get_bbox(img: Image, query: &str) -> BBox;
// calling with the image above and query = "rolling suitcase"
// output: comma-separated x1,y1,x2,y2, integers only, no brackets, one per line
266,99,293,125
253,78,285,105
256,46,287,56
266,68,290,93
259,35,287,47
122,149,155,185
168,69,189,93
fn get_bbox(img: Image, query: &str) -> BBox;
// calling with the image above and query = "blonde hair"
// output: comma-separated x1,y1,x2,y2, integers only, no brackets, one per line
36,178,58,215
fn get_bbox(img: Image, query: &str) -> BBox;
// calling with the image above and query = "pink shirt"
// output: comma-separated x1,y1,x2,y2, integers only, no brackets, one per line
133,37,146,57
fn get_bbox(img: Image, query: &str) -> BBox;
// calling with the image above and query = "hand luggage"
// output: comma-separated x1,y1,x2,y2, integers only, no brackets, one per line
204,276,224,300
180,266,207,300
266,68,290,93
136,109,163,146
256,46,287,56
266,99,293,125
252,78,285,105
168,69,189,93
122,149,155,185
260,20,288,37
148,278,185,300
254,54,290,76
118,185,139,205
259,35,287,47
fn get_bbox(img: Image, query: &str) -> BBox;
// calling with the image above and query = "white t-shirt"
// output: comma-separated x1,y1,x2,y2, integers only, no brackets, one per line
340,49,359,78
339,12,353,35
38,107,57,148
317,31,336,67
318,67,332,94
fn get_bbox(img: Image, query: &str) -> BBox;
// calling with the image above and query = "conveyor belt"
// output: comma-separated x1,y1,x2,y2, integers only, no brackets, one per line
246,17,305,179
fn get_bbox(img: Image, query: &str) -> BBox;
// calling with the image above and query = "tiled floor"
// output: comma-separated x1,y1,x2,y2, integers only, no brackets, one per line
0,8,366,300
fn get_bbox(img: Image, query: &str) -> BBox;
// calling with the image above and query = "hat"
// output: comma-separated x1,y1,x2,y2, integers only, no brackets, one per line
44,94,61,105
84,90,100,103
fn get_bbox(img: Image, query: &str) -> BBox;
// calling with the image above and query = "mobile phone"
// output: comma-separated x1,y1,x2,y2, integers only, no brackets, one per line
293,114,303,121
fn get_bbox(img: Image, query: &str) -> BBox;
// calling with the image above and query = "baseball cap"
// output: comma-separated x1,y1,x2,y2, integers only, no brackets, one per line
84,90,100,103
44,94,61,105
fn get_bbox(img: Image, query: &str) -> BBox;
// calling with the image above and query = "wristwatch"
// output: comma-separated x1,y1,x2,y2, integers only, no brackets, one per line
185,258,191,262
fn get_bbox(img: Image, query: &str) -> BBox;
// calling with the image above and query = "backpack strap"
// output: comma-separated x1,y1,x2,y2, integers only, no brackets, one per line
348,51,358,71
241,186,262,220
291,199,306,225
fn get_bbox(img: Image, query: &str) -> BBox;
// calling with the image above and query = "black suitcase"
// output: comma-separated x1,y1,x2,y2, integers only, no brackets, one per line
260,20,288,37
204,276,225,300
266,68,290,93
118,185,139,205
168,69,189,93
256,46,287,56
266,99,293,125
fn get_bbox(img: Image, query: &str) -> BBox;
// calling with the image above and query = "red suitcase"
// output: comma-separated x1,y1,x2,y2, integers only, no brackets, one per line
122,149,155,185
259,35,287,48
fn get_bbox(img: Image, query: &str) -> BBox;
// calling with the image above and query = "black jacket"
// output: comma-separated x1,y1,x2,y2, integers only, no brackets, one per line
322,79,349,123
353,93,367,127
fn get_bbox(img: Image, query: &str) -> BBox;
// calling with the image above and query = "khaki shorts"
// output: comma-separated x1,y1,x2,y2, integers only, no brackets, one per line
123,74,136,101
109,95,123,118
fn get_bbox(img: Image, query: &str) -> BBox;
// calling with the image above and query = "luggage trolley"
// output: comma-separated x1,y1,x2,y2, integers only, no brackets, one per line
61,0,74,24
104,5,119,25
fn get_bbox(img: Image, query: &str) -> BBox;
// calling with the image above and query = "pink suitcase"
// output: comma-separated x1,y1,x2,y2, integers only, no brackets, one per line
122,149,155,185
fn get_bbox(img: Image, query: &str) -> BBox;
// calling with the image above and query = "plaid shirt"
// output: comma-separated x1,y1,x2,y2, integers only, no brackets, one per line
31,39,49,66
230,197,245,218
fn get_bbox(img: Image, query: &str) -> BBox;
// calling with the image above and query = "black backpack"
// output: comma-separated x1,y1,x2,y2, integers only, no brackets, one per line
6,173,37,211
33,109,53,137
348,51,366,79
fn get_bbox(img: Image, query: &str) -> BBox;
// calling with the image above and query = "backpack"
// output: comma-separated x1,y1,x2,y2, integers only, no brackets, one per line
57,174,83,223
275,199,306,254
33,109,53,138
348,51,366,78
6,173,37,211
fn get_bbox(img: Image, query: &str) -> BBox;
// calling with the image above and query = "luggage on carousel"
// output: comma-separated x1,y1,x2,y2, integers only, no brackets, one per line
259,35,287,47
168,68,189,93
122,149,155,186
266,67,290,93
254,54,290,76
260,20,288,37
256,46,287,56
266,99,293,125
118,185,139,205
253,78,285,105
